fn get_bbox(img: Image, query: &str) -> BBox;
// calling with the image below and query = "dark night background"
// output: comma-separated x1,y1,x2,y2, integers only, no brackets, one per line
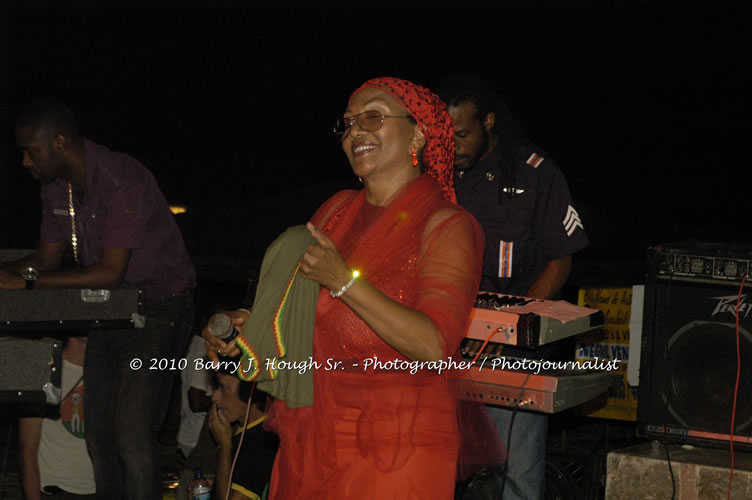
0,6,750,497
1,5,750,295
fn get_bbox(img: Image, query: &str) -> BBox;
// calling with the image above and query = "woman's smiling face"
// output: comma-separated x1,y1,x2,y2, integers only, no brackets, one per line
341,88,417,182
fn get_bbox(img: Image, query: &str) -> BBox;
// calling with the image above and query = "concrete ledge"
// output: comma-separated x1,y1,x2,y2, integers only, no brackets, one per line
606,441,752,499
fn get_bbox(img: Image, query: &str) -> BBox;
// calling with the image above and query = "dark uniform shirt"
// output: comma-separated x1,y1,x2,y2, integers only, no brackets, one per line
454,142,588,297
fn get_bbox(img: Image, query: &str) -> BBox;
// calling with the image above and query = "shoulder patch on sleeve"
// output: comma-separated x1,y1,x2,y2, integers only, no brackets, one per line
526,153,544,168
563,205,584,236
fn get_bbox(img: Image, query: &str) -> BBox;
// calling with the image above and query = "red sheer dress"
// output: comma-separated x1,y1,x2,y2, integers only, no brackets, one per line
267,176,488,499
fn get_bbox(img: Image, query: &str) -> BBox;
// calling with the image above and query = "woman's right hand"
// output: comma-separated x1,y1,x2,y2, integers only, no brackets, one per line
202,309,249,362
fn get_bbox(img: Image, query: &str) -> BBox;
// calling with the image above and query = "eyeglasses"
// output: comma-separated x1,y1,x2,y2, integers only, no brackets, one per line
333,110,411,140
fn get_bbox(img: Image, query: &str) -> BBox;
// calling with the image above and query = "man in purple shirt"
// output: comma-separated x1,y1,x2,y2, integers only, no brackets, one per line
1,99,196,499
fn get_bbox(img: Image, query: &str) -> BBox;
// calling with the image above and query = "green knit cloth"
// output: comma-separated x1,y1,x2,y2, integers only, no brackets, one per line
235,225,319,408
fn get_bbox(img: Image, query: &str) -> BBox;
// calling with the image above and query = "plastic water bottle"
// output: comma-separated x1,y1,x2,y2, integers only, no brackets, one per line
190,467,211,500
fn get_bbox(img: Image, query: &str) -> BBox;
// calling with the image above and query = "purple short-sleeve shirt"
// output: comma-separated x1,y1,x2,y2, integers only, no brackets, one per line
40,139,196,299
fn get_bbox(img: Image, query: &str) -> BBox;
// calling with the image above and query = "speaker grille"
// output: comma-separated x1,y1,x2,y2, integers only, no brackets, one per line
664,321,752,433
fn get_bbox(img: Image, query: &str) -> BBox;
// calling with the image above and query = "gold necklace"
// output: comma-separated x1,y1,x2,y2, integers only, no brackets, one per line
67,183,79,267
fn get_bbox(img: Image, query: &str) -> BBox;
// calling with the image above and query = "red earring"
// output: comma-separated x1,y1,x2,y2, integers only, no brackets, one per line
411,148,418,167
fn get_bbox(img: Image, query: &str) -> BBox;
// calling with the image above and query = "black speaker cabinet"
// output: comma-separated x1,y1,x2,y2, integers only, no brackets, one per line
639,241,752,449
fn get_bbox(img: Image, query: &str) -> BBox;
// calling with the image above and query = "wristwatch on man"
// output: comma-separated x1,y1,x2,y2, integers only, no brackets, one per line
21,267,39,289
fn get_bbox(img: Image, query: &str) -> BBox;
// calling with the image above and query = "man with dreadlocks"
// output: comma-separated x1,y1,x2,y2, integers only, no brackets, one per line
437,74,589,500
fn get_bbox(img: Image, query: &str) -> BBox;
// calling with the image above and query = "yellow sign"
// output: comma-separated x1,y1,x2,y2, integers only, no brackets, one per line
576,286,637,421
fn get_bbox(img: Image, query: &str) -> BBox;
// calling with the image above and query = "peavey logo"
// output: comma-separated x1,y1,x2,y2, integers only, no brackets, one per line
711,295,752,319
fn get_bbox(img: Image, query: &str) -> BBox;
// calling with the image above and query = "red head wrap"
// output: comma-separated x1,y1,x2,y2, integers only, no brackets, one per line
350,77,456,204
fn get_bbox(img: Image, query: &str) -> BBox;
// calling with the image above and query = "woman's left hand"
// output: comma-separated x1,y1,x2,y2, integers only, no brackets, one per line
300,222,352,293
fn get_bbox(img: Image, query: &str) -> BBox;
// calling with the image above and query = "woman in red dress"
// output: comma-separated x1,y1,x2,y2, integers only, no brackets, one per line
208,77,494,499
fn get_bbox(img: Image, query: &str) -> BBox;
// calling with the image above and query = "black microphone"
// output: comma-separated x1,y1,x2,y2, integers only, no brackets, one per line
206,312,240,343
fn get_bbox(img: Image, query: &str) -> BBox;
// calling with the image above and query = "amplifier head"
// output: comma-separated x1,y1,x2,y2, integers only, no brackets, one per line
650,241,752,284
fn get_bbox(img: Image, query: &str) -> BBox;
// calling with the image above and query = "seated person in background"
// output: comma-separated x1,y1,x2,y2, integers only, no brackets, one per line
177,333,213,459
209,367,278,500
18,336,96,499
